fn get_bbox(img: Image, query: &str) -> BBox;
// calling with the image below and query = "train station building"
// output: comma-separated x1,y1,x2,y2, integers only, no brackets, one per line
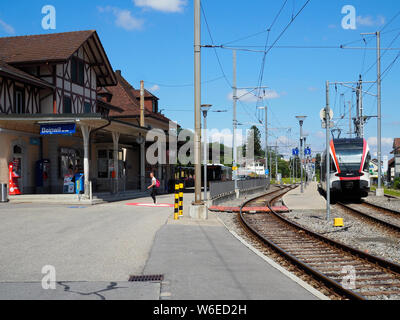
388,138,400,182
0,30,176,200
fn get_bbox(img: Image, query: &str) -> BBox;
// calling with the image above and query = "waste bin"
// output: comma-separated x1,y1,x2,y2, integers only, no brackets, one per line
0,183,8,202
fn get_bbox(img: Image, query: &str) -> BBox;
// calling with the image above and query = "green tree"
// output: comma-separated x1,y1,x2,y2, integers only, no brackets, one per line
315,153,321,182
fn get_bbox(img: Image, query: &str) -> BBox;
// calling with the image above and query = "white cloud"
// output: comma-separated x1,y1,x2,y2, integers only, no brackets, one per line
133,0,187,13
228,89,280,103
98,6,144,31
0,19,15,35
315,131,325,139
208,128,245,147
357,15,386,27
367,137,393,148
367,137,393,160
308,87,319,92
264,90,280,100
149,84,160,92
276,135,296,146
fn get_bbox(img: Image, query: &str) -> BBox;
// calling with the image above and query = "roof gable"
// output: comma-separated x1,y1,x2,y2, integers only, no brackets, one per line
106,72,172,123
0,30,116,86
0,60,53,88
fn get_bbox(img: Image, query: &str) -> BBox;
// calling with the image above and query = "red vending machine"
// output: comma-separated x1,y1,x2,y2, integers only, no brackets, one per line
9,161,21,195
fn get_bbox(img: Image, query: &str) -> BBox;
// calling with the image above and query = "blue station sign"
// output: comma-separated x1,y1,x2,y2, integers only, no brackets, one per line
40,123,76,135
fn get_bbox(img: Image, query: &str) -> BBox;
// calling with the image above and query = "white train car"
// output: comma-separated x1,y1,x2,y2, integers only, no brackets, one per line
320,138,371,198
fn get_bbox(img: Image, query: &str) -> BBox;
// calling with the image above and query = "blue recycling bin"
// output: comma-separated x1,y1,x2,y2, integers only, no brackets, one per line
75,174,84,194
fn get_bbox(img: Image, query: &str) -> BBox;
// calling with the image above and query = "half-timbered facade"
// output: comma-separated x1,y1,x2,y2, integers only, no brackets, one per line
0,31,151,197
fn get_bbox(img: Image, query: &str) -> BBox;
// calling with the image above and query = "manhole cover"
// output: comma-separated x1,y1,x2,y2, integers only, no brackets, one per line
129,274,164,282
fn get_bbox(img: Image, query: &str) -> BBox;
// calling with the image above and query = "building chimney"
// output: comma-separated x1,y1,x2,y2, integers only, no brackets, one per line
115,70,121,76
140,80,145,127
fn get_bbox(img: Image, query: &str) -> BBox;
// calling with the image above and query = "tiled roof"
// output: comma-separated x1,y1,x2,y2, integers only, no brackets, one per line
107,71,172,124
0,30,95,64
0,30,116,86
394,138,400,150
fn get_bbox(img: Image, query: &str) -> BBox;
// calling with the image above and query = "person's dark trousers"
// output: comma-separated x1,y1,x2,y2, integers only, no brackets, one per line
151,188,157,204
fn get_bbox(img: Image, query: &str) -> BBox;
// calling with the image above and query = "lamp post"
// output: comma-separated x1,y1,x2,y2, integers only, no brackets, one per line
258,106,268,179
296,116,307,193
201,104,212,203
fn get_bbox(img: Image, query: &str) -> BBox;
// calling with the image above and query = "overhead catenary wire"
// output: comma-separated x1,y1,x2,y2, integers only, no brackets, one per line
201,2,232,89
143,76,225,88
255,0,289,110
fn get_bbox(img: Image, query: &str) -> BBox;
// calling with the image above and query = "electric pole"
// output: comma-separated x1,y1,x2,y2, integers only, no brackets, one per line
232,50,238,190
265,105,268,178
326,81,331,221
377,31,383,196
275,142,278,182
192,0,205,219
348,101,352,138
360,31,383,196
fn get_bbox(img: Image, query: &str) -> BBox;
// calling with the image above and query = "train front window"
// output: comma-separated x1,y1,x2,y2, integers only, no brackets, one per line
335,148,363,172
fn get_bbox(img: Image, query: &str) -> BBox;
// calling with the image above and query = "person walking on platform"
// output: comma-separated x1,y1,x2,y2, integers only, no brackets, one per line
148,172,160,204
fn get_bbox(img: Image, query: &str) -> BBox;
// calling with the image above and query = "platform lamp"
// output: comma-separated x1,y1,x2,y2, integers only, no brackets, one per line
296,116,307,194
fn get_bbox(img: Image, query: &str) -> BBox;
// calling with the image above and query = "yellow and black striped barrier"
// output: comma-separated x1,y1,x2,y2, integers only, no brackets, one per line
179,182,184,216
174,183,180,220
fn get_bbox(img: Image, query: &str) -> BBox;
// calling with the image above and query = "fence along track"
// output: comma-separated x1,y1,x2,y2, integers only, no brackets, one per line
239,187,400,300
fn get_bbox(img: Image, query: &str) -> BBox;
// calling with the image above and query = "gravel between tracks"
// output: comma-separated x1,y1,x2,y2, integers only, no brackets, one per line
281,208,400,265
364,193,400,212
214,185,281,208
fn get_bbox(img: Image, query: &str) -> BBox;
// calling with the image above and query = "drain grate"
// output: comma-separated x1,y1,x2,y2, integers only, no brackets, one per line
129,274,164,282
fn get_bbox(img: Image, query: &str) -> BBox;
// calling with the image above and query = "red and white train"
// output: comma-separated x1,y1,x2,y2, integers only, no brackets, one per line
320,138,371,198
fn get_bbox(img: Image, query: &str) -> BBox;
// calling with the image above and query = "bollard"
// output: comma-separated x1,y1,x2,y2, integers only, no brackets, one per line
179,181,184,216
174,183,180,220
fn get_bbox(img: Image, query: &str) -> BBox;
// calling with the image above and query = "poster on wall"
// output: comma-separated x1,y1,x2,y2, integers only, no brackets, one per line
63,175,75,194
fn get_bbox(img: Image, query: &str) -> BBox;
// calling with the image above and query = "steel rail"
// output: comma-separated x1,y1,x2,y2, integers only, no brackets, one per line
239,187,400,300
337,202,400,233
362,200,400,216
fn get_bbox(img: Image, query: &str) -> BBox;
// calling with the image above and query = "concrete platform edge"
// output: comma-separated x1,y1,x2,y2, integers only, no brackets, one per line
215,216,330,301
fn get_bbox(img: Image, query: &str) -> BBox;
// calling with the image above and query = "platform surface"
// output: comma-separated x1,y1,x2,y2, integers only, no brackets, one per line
0,189,320,300
143,212,318,300
283,182,326,210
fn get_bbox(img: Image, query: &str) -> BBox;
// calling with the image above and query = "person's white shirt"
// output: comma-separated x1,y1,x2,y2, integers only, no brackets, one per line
152,177,156,186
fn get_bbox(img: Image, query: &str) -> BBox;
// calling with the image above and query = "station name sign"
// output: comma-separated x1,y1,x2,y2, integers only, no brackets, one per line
40,123,76,135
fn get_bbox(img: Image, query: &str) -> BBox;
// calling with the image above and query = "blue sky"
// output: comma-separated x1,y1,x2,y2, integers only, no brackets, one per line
1,0,399,161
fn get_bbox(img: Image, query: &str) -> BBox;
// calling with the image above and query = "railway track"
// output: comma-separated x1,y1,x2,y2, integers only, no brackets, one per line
336,201,400,233
239,186,400,300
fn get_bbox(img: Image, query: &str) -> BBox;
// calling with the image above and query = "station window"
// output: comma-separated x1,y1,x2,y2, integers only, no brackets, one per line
64,97,72,114
84,102,91,113
71,57,84,86
152,99,158,113
15,88,25,114
97,149,125,179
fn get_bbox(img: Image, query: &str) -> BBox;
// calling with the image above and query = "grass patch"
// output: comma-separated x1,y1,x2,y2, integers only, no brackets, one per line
371,185,400,197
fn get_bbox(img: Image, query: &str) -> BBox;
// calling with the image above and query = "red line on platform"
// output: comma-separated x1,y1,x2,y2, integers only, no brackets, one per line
126,203,175,208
